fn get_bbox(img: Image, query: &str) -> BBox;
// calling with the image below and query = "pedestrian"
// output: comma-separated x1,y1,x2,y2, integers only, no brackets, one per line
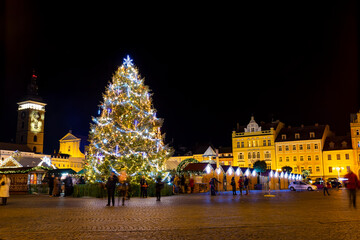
105,172,118,206
209,177,220,196
118,171,128,206
48,174,55,196
189,175,195,193
244,176,249,195
180,175,185,193
52,176,61,197
231,176,237,195
140,175,148,198
344,169,359,208
323,180,330,196
64,175,73,197
174,175,180,194
185,175,190,193
238,176,244,195
155,176,164,201
0,174,11,206
78,176,86,184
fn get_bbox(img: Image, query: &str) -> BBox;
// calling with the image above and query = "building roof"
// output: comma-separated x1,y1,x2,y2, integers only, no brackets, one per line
182,163,216,172
0,142,32,152
60,132,81,141
221,165,232,173
235,120,281,133
323,135,352,151
275,124,327,142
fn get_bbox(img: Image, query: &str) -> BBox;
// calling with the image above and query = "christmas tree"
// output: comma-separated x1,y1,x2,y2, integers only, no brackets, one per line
85,55,172,182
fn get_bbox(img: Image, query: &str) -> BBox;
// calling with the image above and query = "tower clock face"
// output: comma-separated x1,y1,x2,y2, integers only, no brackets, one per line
30,110,42,133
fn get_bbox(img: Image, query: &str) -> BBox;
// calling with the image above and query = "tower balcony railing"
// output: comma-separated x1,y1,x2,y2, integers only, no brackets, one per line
232,129,273,138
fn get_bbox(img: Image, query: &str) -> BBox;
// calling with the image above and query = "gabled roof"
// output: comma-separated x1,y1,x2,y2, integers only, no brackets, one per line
203,146,216,157
0,142,31,152
60,132,80,141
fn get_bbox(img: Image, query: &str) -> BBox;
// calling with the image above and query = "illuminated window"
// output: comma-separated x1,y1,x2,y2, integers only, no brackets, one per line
279,157,283,162
257,152,260,158
301,166,304,172
265,152,271,158
285,145,289,151
238,153,244,160
328,155,331,160
310,132,315,138
279,146,282,151
316,166,320,172
253,152,256,158
299,145,303,150
294,167,298,172
286,156,289,162
308,156,311,161
248,152,251,159
268,140,271,146
315,155,319,161
300,156,304,161
295,133,300,139
237,142,240,148
263,140,266,146
307,144,311,150
293,156,297,161
314,144,318,150
282,134,286,140
241,142,244,148
346,154,349,160
337,154,340,160
308,167,312,173
329,167,332,173
293,145,296,151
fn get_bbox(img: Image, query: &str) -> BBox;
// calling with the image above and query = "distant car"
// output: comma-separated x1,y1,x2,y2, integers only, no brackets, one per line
312,181,324,190
289,181,318,191
327,178,342,188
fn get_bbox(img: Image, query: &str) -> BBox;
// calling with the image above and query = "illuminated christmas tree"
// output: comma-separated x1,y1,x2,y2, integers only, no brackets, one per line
85,55,172,182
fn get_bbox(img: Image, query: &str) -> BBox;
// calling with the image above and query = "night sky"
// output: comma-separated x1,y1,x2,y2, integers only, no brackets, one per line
1,1,359,155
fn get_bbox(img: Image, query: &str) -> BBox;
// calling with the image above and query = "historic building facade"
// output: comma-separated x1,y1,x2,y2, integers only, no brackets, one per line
232,116,284,169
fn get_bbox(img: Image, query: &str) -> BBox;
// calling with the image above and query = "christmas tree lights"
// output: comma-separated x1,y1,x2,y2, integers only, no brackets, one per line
85,55,172,182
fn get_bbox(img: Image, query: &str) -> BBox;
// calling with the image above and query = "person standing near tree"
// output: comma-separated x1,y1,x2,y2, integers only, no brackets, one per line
344,169,359,208
140,175,148,198
0,174,11,206
105,172,118,207
155,177,164,201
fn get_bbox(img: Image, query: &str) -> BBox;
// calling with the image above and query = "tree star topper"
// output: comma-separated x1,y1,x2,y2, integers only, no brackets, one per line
123,55,134,67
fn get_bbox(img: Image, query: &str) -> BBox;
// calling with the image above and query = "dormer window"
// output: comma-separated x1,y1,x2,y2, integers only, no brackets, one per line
295,133,300,139
281,134,286,140
310,132,315,138
341,141,347,148
329,142,335,149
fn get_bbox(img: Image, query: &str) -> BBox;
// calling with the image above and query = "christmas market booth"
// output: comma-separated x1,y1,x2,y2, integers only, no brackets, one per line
0,166,51,194
181,163,216,193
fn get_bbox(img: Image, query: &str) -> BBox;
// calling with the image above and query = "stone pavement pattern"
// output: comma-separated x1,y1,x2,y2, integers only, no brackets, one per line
0,189,359,240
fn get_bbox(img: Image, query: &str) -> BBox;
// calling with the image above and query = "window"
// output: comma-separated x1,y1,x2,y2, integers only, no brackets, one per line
241,142,244,148
282,134,286,140
314,144,318,150
357,129,359,135
279,157,283,162
253,152,256,158
308,156,311,161
295,133,300,139
237,142,240,148
300,156,304,161
299,145,303,150
301,166,304,172
263,140,266,146
346,154,349,160
329,167,332,173
307,144,311,150
308,167,312,173
293,156,297,161
21,121,25,129
293,145,296,151
315,155,319,161
257,152,260,158
316,166,320,172
33,146,37,152
294,167,298,172
328,155,332,160
268,140,271,146
248,152,251,159
265,152,271,158
68,146,71,152
285,145,289,151
248,141,252,147
286,156,289,162
238,153,244,160
337,154,340,160
21,136,24,143
33,135,37,142
279,146,282,151
310,132,315,138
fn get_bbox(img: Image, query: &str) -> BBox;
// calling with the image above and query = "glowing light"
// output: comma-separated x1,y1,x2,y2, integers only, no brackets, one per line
245,169,250,176
280,172,284,178
228,168,233,175
236,168,241,176
269,170,273,178
205,165,211,174
216,168,221,175
18,101,46,111
274,171,279,178
252,170,257,177
284,172,288,179
123,55,133,67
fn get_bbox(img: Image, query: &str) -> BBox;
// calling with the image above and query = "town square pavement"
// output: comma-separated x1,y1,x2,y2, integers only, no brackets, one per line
0,189,359,240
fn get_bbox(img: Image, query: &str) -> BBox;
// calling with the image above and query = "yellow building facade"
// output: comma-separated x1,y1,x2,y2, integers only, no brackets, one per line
275,124,331,178
232,117,284,169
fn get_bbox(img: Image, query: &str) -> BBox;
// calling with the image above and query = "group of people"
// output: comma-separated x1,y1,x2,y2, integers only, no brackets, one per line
230,176,250,196
105,171,164,207
45,174,83,197
171,174,195,194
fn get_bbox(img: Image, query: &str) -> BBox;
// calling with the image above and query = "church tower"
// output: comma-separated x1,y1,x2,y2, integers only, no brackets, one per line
15,72,46,153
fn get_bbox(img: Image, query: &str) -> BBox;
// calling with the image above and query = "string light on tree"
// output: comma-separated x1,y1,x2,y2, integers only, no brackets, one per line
85,55,173,182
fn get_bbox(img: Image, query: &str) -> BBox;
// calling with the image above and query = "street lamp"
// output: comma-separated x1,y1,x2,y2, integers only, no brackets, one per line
332,167,344,179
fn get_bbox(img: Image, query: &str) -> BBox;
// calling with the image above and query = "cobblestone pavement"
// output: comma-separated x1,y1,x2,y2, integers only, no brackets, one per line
0,188,359,240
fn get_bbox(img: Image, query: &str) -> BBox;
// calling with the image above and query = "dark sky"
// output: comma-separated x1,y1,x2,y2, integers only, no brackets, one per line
1,1,359,154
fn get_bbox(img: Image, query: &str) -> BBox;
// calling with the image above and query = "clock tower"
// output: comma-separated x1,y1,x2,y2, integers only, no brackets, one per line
16,72,46,153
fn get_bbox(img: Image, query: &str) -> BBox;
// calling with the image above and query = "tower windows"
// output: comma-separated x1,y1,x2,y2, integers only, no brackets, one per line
33,135,37,142
33,147,37,152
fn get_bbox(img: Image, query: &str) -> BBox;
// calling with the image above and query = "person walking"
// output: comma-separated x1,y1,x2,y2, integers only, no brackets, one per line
48,174,55,196
0,174,11,206
209,177,220,196
140,175,148,198
52,176,61,197
238,176,244,195
323,180,330,196
344,169,359,208
64,175,73,197
105,172,118,206
231,176,237,195
155,177,164,201
118,171,128,206
244,176,249,195
189,175,195,193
